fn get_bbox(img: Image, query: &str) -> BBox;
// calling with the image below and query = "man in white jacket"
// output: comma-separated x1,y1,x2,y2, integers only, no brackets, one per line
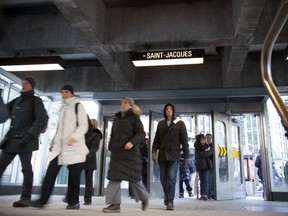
26,85,89,210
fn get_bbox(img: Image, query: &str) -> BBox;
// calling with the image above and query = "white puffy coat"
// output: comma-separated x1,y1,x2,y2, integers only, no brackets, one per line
50,96,89,165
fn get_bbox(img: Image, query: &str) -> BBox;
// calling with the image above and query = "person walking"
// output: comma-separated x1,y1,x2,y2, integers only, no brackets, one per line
0,77,47,207
102,97,149,213
195,134,212,201
152,103,189,210
26,84,89,210
81,118,102,205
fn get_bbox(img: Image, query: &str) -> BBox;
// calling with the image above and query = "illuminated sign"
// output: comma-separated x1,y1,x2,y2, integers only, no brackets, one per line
131,49,204,67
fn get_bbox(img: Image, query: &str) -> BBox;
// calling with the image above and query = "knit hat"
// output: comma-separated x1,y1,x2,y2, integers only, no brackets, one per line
23,77,36,89
122,97,135,108
61,84,74,95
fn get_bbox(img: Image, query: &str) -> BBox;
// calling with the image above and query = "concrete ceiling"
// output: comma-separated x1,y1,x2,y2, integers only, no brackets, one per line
0,0,287,105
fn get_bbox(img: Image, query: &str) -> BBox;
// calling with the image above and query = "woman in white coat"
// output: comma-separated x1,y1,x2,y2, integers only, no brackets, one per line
27,85,89,210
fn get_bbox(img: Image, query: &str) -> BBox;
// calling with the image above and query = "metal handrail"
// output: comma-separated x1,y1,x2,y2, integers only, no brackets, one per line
261,0,288,134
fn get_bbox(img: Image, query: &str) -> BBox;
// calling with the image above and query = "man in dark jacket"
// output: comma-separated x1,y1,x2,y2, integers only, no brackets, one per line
152,103,189,210
0,77,47,207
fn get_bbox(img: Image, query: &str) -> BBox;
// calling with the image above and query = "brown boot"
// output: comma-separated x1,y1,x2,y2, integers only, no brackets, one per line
102,204,121,213
13,198,30,207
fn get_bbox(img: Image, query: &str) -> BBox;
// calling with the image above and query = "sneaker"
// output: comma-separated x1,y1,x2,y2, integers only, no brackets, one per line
102,204,121,213
188,191,192,197
84,200,92,205
66,203,80,210
142,200,148,211
13,198,30,207
179,193,184,198
199,195,204,200
166,202,174,211
203,195,208,201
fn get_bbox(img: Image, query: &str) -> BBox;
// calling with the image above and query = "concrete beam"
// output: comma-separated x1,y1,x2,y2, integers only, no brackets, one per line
0,14,89,57
52,0,134,90
223,0,265,87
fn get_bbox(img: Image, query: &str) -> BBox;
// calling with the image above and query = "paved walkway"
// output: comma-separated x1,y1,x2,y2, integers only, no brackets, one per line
0,195,287,216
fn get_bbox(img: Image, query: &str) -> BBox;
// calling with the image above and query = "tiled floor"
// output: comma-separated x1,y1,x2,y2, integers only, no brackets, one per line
0,195,287,216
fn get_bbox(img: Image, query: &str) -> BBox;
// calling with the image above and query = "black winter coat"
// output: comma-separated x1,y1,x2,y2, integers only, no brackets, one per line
107,109,145,182
152,119,189,161
81,128,102,170
1,91,47,153
195,142,213,171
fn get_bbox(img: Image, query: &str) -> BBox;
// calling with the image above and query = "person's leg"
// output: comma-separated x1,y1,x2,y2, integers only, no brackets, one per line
67,162,82,206
129,181,149,202
190,172,196,196
129,181,149,211
202,170,209,200
159,161,169,204
184,179,192,193
18,152,33,201
105,180,122,205
165,161,179,204
40,157,62,205
179,180,184,197
198,171,204,197
0,152,16,178
84,169,94,204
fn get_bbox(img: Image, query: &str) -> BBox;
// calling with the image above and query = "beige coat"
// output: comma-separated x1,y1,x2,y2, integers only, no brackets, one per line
50,96,89,165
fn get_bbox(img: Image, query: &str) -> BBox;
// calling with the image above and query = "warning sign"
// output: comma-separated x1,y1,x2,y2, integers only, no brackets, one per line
218,146,227,157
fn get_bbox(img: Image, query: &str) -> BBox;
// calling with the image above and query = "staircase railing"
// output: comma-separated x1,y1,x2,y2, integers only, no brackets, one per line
261,0,288,136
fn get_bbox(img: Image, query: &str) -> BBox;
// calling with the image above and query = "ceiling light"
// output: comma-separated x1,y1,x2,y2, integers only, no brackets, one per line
132,49,204,67
0,57,64,72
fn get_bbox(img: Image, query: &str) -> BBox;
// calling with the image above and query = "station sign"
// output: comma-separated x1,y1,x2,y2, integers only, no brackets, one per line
131,49,204,67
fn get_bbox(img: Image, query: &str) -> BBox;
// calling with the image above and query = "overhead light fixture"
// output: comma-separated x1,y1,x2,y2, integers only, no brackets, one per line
0,56,64,72
131,49,204,67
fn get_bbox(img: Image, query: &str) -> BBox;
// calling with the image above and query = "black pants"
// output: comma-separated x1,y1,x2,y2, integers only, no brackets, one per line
179,179,192,194
84,169,94,202
0,152,33,200
39,156,82,205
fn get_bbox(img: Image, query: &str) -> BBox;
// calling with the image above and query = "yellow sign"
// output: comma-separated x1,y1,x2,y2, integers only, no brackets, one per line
218,146,227,157
232,149,240,159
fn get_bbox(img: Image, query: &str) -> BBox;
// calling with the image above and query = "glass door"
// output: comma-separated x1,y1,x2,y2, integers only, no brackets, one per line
148,111,164,197
231,121,246,199
212,111,233,200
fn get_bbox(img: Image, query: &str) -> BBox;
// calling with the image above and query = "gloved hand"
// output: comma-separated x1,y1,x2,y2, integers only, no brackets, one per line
152,151,158,164
19,133,34,147
184,158,190,167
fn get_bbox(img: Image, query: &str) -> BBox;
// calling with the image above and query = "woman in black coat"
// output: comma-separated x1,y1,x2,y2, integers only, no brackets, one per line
195,134,212,201
103,97,149,213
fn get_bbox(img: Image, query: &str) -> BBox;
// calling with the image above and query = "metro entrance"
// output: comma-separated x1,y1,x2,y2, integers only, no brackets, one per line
100,111,248,200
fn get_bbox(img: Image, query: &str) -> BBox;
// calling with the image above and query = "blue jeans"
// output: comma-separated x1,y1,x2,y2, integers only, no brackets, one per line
198,170,209,196
159,161,179,203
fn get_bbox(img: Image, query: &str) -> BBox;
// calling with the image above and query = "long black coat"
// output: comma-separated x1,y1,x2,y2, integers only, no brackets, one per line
152,119,189,161
1,91,47,153
81,128,102,170
107,110,145,182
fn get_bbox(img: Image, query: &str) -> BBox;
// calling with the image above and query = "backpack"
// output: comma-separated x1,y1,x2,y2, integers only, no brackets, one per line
75,102,93,147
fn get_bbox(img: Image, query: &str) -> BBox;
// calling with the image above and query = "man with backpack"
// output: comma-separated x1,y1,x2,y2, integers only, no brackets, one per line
0,77,47,207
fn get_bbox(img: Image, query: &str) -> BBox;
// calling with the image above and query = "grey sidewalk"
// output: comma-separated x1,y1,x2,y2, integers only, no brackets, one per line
0,195,287,216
